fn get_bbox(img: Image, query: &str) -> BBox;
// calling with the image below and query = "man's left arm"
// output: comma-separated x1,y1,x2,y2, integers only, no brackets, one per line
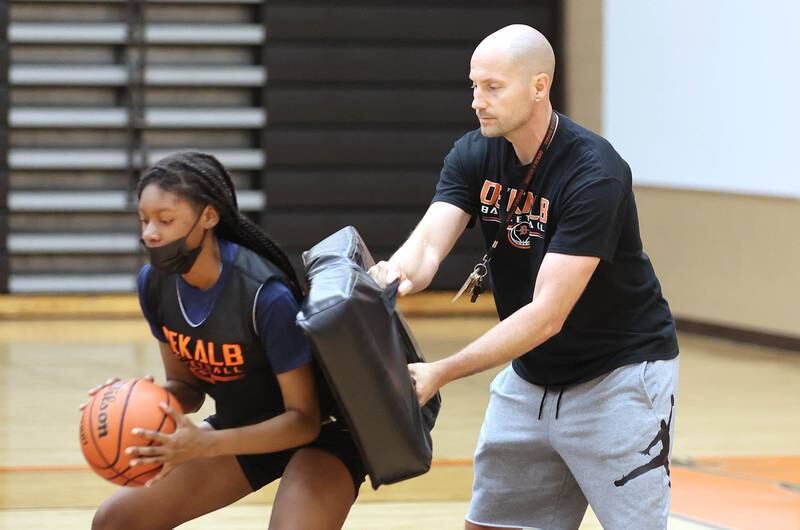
409,251,600,405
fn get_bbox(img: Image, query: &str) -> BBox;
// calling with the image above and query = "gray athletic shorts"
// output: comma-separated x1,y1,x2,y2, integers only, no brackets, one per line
466,358,678,530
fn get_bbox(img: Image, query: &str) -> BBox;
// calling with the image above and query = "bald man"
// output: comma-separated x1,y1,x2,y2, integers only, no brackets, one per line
370,25,679,530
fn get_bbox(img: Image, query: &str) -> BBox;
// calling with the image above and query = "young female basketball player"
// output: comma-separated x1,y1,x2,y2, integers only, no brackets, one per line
83,151,365,530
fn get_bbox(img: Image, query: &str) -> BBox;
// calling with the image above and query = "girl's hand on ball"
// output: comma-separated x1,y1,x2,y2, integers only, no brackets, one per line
78,375,155,411
127,401,211,486
78,377,120,411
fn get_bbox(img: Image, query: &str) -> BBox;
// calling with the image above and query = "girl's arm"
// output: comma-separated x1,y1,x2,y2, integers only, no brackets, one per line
158,341,206,413
203,362,321,456
129,362,321,476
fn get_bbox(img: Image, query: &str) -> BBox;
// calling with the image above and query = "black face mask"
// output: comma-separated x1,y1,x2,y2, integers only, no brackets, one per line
142,209,207,275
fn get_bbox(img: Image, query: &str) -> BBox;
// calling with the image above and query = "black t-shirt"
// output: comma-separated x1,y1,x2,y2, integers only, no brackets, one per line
433,112,678,386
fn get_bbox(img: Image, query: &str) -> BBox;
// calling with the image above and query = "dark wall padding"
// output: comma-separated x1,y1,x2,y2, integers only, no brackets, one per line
265,2,562,289
297,226,441,489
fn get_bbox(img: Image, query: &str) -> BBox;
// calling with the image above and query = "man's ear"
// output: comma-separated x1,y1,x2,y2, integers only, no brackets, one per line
532,72,551,102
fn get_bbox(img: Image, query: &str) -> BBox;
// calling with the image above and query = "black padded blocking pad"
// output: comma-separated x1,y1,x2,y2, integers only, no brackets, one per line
297,226,441,489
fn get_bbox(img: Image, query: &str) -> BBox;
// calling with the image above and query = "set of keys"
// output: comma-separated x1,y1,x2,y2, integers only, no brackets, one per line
451,112,556,305
452,259,488,304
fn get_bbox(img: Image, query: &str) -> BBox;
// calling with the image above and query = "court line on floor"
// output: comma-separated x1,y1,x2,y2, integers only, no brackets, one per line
0,459,474,473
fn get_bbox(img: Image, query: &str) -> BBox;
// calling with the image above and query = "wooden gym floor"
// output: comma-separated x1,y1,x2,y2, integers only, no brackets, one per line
0,294,798,529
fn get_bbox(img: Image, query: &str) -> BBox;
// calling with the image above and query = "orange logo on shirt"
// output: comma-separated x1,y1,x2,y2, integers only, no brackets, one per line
162,325,246,383
479,179,549,249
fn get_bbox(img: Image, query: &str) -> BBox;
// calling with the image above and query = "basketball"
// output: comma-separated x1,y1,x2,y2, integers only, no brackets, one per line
79,378,181,487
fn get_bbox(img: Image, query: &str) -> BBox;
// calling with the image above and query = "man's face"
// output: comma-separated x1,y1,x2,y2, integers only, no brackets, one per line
469,51,534,138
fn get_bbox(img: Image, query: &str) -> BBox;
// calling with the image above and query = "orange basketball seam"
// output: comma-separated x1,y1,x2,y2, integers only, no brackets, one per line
103,382,153,483
85,380,141,485
118,390,175,486
86,379,138,473
108,379,141,469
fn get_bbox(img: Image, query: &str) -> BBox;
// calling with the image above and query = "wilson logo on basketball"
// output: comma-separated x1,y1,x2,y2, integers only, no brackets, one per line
161,325,246,383
96,386,120,438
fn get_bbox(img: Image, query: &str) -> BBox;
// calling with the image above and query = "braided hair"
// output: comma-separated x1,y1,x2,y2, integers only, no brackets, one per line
137,150,304,301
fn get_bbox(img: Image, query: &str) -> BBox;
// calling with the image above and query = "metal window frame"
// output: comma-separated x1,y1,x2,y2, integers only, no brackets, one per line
257,0,268,228
1,1,10,293
125,0,147,198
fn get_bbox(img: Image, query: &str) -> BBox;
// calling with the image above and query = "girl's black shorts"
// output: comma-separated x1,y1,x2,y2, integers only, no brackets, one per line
204,415,366,495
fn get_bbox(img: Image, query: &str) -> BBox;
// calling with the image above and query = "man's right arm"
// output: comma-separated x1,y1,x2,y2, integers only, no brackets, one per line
370,201,471,295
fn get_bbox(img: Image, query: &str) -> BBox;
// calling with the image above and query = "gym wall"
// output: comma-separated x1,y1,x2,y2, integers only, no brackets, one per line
563,0,800,340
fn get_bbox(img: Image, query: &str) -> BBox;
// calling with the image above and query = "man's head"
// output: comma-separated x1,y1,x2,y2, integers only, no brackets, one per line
470,25,555,138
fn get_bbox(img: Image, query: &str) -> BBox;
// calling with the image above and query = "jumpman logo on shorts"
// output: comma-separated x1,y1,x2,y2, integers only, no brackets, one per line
614,394,675,488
